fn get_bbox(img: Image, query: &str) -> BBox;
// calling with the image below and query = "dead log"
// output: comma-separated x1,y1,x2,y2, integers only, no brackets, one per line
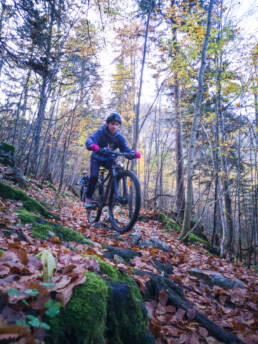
135,271,245,344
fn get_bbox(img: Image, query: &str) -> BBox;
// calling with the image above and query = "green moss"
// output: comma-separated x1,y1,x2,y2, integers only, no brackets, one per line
46,258,152,344
0,182,50,217
47,272,108,344
47,183,56,191
0,142,15,154
53,226,88,244
189,233,209,246
0,249,3,256
17,208,40,223
98,258,120,281
159,212,180,232
35,182,43,190
93,258,151,344
17,208,89,244
106,274,151,344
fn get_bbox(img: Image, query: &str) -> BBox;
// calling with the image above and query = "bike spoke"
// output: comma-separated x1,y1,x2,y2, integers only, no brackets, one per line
109,171,141,232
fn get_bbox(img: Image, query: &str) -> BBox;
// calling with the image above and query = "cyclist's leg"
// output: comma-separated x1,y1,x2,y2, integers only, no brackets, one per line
85,158,100,206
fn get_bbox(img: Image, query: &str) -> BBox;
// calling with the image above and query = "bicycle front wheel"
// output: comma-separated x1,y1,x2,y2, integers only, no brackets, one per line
109,170,141,233
86,205,102,224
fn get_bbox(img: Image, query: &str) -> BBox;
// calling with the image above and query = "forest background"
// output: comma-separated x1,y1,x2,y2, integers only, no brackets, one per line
0,0,257,265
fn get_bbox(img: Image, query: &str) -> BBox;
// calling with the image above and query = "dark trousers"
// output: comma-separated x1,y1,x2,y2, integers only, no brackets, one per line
86,158,114,199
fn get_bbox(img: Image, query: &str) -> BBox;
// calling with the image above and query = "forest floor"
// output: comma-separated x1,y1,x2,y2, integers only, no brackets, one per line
0,167,257,344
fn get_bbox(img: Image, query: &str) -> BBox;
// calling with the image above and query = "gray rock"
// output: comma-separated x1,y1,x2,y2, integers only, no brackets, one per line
140,237,170,251
190,268,244,289
103,247,141,263
130,233,142,245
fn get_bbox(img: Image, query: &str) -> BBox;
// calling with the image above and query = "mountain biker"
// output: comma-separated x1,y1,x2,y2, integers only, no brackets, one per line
84,112,141,208
77,170,90,201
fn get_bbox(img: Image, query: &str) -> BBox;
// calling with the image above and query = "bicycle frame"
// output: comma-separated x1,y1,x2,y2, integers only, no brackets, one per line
87,148,141,232
97,163,124,208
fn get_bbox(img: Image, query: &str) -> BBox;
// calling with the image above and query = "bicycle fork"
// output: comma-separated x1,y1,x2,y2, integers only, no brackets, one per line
112,167,128,204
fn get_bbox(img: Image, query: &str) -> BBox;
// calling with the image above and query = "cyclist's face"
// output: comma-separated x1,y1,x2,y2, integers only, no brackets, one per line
107,121,120,135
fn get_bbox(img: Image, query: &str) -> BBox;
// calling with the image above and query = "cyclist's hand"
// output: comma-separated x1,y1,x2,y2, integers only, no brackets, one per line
134,152,141,159
90,144,99,152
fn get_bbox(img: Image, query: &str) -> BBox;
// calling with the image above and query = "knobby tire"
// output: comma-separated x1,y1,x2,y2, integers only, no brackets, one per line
109,170,141,233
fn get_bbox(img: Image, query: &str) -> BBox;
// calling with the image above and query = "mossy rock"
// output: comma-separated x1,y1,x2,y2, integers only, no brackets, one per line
95,258,154,344
189,233,209,246
0,182,57,219
159,212,180,232
17,209,90,244
46,260,154,344
0,142,15,154
0,142,15,167
47,272,109,344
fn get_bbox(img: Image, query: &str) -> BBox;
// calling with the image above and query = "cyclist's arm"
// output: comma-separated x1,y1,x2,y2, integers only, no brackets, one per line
118,135,133,154
77,177,83,185
85,129,102,150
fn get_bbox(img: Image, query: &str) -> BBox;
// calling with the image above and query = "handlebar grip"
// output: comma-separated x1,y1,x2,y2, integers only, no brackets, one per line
124,152,136,160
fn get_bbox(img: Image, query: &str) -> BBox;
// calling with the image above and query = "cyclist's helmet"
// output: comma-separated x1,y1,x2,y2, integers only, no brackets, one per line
106,112,122,124
83,170,88,174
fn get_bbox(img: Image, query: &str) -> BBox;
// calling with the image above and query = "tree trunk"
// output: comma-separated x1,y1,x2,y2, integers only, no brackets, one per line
132,4,151,153
180,0,214,240
174,73,185,218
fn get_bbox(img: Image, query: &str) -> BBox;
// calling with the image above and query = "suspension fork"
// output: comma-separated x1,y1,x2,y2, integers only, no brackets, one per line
112,166,120,200
112,166,128,203
99,169,104,197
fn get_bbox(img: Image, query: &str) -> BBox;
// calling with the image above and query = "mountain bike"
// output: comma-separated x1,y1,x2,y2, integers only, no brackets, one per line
86,148,141,233
81,182,88,202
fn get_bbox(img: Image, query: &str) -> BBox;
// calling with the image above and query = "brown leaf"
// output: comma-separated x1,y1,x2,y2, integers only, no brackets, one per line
30,294,50,311
144,300,156,316
0,265,10,277
1,306,25,323
149,317,162,337
199,327,208,337
0,251,19,264
161,325,179,337
175,308,185,321
186,308,197,320
158,290,168,306
166,305,176,314
56,272,86,307
54,275,71,290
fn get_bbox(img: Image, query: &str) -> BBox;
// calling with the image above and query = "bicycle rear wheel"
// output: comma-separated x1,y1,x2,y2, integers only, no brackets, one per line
86,204,102,224
81,185,87,202
86,184,102,224
109,170,141,233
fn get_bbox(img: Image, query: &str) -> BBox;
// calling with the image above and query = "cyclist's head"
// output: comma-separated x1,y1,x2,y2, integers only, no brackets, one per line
106,112,122,125
106,112,121,135
83,170,88,175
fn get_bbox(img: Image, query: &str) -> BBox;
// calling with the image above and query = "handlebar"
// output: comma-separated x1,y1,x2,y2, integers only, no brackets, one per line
98,147,136,160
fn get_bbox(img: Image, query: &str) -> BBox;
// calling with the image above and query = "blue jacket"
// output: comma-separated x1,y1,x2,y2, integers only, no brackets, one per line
77,176,90,185
86,125,133,162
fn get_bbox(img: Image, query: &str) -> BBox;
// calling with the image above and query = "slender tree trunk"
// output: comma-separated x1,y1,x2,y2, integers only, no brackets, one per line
133,4,151,152
0,0,6,76
174,73,185,218
180,0,214,240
